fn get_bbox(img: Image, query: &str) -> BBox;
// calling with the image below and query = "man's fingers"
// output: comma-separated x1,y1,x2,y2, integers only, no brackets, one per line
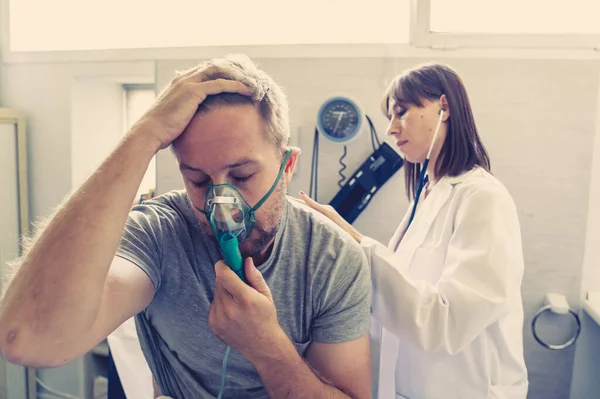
213,263,233,302
190,65,245,84
200,79,254,97
172,64,217,83
175,80,253,106
174,65,199,80
173,64,252,90
214,261,249,303
244,258,272,300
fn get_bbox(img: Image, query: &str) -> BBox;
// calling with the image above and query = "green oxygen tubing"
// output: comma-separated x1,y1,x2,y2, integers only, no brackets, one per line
216,233,243,399
219,232,245,282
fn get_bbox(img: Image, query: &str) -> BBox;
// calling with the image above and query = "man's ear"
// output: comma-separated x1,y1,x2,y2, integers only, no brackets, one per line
283,147,301,184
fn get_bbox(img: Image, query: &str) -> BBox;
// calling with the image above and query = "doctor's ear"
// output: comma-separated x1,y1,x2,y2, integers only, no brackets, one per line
439,94,450,121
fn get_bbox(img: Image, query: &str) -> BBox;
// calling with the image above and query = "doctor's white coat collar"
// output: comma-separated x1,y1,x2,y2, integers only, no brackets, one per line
429,167,482,187
390,167,485,253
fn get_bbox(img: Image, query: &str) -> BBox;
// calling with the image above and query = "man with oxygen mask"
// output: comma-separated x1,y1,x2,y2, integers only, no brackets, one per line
0,54,372,399
200,162,289,282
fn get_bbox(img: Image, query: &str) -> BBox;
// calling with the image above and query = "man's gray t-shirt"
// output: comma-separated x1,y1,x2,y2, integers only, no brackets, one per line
116,190,370,399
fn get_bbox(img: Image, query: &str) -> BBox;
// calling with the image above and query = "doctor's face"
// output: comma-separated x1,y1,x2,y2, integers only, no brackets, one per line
386,98,448,164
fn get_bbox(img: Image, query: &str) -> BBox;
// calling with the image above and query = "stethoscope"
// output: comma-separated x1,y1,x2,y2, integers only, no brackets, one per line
405,109,445,230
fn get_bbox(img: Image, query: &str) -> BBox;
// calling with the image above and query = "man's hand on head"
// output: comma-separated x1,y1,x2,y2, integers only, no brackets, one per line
209,258,287,362
129,65,254,152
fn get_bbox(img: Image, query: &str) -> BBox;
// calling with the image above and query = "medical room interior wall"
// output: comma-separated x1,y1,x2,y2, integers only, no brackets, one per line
156,58,599,399
569,76,600,399
1,56,599,399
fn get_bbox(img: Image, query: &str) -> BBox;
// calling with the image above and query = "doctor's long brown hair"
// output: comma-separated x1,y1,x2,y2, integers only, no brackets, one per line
381,63,491,200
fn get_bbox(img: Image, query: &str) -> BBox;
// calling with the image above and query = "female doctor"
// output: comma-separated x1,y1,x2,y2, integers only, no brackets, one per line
300,63,528,399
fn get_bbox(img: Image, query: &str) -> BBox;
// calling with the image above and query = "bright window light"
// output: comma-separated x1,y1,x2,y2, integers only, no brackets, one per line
10,0,409,51
431,0,600,34
124,86,156,199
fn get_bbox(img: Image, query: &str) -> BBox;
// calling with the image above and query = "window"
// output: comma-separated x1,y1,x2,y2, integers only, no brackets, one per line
124,85,156,199
430,0,600,34
9,0,409,52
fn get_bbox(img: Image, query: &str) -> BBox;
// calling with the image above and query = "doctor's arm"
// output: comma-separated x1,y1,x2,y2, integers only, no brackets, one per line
363,188,523,356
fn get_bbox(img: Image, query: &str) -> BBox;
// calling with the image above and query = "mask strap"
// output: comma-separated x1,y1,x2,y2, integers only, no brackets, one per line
249,149,292,215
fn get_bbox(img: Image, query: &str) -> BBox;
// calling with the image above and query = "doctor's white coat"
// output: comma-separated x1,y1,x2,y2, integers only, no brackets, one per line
362,168,528,399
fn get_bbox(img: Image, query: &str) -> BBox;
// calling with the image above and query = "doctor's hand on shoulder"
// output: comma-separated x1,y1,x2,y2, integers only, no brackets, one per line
127,63,254,151
296,191,364,244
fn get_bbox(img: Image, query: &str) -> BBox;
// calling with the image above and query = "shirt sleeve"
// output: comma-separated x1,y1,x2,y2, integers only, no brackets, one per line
311,238,372,343
115,202,165,291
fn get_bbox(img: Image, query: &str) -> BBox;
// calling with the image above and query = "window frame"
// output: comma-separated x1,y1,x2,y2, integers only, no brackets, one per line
413,0,600,50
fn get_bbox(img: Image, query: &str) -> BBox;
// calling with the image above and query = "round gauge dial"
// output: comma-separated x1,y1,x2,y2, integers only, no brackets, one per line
317,97,362,142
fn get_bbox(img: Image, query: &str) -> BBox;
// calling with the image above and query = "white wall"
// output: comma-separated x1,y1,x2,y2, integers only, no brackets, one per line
71,79,125,189
2,63,74,220
579,74,600,297
569,75,600,399
1,62,154,219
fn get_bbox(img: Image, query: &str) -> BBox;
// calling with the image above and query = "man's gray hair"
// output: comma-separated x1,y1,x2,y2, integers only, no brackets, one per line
185,54,290,150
